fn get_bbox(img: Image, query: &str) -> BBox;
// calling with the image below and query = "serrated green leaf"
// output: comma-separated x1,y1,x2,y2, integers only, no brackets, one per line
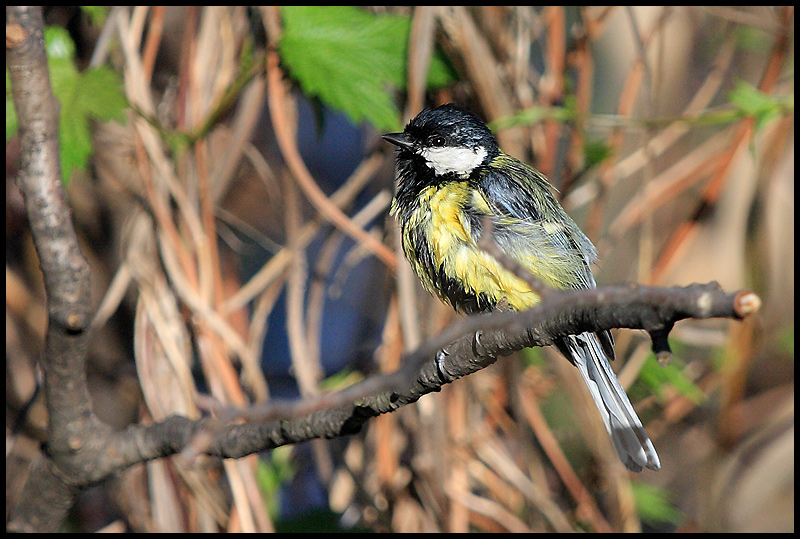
54,65,127,182
279,7,400,130
279,6,456,132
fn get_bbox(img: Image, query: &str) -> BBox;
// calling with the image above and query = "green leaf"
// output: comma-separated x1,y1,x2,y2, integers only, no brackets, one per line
728,80,793,132
74,67,129,123
44,26,76,61
521,346,546,367
632,481,683,525
733,26,772,54
319,368,364,391
59,92,94,183
279,6,456,132
583,138,614,169
256,446,296,519
80,6,110,28
56,64,128,181
6,69,17,141
638,354,705,405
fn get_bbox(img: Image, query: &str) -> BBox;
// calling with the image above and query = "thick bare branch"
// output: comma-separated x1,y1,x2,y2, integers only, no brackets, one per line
105,281,756,466
7,6,106,532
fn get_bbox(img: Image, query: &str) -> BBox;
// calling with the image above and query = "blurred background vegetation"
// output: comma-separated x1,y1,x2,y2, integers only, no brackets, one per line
6,6,793,532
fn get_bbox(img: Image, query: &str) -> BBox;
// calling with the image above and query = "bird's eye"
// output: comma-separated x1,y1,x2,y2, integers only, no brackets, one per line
429,135,446,147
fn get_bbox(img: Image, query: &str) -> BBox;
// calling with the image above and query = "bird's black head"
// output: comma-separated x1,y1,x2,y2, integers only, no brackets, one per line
383,104,500,177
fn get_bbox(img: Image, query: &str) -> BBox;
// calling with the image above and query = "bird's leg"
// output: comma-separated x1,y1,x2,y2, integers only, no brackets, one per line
495,297,510,312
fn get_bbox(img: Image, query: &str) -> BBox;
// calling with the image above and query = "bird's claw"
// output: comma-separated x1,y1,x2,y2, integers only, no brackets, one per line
435,348,449,382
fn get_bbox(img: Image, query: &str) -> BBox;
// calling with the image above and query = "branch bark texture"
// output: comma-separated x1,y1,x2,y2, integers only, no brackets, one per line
111,282,753,467
7,6,106,532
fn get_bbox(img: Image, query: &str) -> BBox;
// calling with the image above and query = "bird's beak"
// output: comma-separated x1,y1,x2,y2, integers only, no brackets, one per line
382,132,414,151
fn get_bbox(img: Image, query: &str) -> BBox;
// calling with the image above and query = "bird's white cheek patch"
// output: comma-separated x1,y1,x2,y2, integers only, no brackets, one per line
421,146,487,176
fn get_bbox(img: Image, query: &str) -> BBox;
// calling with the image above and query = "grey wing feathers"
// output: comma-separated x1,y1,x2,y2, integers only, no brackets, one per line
477,167,598,291
478,159,616,358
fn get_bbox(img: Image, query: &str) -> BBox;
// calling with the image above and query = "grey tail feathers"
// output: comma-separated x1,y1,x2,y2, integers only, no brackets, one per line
556,333,661,472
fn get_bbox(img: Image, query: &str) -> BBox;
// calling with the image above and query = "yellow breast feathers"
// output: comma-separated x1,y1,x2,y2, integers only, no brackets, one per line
408,182,541,311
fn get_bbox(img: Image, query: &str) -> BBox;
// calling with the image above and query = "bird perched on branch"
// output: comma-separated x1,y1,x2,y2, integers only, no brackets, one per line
384,104,660,472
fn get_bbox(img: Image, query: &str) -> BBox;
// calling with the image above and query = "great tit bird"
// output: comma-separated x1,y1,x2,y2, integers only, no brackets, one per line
383,104,660,472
